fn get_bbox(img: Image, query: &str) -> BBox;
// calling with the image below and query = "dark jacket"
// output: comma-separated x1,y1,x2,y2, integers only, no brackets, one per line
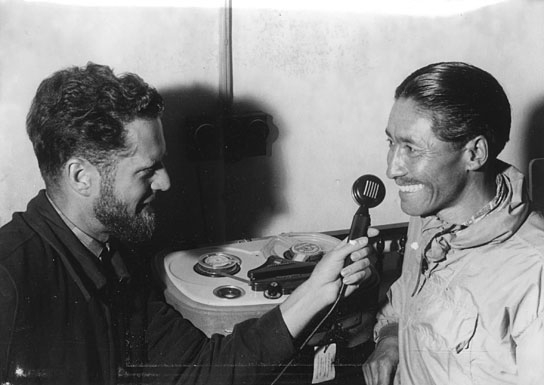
0,191,294,385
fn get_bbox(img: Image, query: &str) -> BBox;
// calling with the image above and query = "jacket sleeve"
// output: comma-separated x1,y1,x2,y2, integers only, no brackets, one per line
515,314,544,385
512,259,544,385
374,217,422,343
0,264,17,383
373,283,401,343
146,298,295,385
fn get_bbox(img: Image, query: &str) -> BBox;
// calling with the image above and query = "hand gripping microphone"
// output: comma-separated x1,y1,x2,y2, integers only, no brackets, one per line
346,174,386,262
270,174,386,385
338,174,386,305
339,174,385,299
334,174,385,340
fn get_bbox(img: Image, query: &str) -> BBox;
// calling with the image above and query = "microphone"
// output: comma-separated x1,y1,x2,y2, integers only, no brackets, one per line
329,174,386,342
270,174,386,385
346,174,386,264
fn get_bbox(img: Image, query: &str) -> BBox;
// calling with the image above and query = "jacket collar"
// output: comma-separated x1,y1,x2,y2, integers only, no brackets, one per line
411,163,530,296
22,190,109,300
418,163,530,260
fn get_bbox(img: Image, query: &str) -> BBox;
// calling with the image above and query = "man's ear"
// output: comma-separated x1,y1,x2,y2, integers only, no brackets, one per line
464,135,489,171
64,157,100,197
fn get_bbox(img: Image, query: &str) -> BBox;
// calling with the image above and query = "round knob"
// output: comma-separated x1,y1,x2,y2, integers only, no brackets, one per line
264,281,283,299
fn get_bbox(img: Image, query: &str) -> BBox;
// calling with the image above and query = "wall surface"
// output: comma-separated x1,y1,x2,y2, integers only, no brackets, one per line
1,0,544,246
0,1,225,244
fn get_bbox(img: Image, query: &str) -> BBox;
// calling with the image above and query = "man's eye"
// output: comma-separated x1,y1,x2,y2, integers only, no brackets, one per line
403,144,417,153
386,139,393,147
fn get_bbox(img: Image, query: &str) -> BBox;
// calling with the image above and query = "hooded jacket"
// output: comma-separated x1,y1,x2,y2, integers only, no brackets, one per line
375,164,544,384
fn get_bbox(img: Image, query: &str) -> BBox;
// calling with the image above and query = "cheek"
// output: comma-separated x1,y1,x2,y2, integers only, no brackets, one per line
427,164,466,201
130,183,150,201
412,155,454,183
440,169,466,193
116,178,149,204
405,157,432,182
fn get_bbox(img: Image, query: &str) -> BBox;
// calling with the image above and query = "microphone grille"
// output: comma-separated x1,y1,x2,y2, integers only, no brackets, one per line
352,174,386,208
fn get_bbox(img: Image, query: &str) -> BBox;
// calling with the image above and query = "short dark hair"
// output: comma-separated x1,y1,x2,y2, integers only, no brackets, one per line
26,62,164,185
395,62,511,160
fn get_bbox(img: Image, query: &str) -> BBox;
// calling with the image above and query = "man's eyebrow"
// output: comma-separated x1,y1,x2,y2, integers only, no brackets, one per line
385,129,419,145
136,150,168,172
136,160,160,172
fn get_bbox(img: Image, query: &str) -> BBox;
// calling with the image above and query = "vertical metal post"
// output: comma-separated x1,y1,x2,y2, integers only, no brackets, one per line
221,0,233,112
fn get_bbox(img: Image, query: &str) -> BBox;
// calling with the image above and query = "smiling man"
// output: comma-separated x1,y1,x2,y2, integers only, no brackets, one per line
0,63,376,385
362,62,544,385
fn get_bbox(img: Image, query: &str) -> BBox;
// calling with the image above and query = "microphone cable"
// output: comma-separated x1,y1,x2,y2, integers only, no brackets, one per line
270,280,347,385
270,174,385,385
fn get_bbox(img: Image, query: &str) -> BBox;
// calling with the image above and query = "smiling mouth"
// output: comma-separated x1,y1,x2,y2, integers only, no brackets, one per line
137,197,155,213
398,184,424,193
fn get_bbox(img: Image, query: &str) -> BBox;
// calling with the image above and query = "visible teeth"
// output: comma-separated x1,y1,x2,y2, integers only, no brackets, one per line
398,184,424,193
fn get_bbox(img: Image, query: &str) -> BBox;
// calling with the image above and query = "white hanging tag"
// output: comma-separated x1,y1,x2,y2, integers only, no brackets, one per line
311,343,336,384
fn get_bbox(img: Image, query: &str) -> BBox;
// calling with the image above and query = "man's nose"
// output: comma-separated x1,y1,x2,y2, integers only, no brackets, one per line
152,168,171,192
386,147,406,180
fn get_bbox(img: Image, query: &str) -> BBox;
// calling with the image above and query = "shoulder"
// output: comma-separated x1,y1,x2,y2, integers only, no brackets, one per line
0,213,49,283
485,211,544,284
491,212,544,338
0,215,33,310
510,211,544,260
0,213,38,260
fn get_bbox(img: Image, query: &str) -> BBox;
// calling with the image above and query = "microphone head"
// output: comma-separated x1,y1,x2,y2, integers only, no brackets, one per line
351,174,386,208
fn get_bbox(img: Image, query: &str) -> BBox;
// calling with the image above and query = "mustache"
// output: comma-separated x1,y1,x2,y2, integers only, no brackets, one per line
136,194,157,214
142,192,157,206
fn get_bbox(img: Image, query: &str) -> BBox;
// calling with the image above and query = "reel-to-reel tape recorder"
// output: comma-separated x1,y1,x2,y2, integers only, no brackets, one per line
153,174,398,384
158,174,386,350
158,232,347,337
158,233,382,353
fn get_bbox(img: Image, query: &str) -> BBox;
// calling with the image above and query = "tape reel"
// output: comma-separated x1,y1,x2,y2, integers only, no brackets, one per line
262,233,340,262
193,252,242,277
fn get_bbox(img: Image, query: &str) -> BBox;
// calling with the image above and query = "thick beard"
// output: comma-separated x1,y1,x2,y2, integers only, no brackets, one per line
93,176,156,244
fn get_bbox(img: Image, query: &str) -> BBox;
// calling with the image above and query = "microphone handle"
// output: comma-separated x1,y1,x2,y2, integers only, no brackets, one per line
348,211,370,240
346,210,370,267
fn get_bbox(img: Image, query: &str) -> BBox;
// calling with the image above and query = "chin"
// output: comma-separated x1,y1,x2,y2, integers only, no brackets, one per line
400,202,431,218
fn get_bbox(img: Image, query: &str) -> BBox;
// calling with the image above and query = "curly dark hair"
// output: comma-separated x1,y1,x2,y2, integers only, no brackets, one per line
26,62,164,185
395,62,511,161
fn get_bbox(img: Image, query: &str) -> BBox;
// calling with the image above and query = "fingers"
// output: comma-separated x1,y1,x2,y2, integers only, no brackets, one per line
333,226,380,250
366,227,380,238
343,269,370,289
362,362,373,384
362,360,395,385
346,245,374,263
362,363,373,385
330,236,370,259
341,258,370,283
363,364,380,385
394,369,401,385
310,228,379,292
362,339,399,385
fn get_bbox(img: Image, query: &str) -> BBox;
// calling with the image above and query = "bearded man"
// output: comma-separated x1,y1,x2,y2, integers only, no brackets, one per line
0,63,375,385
